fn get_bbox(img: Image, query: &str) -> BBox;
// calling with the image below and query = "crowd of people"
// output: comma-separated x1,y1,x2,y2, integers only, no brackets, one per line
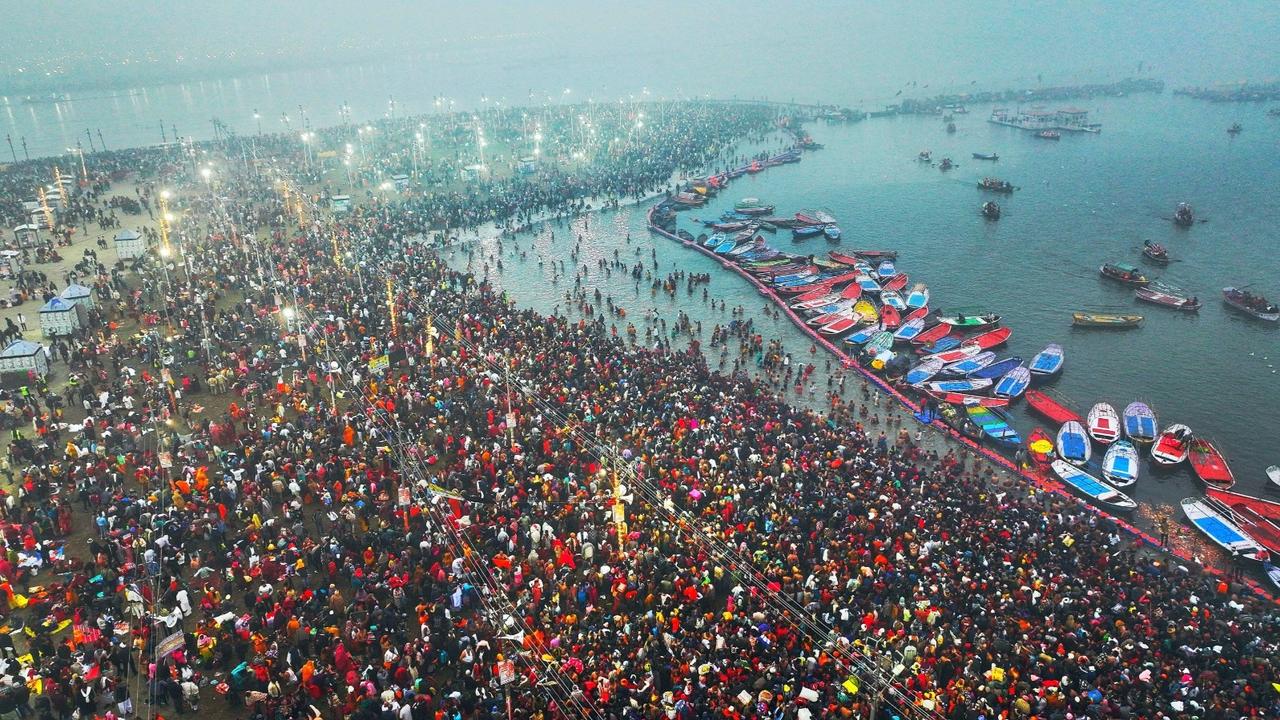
0,101,1276,720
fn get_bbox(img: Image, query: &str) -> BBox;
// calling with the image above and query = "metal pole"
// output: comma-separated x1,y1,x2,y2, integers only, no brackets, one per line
4,134,15,163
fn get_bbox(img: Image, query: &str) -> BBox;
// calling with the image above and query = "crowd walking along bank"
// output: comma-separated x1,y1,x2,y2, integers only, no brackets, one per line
0,97,1276,720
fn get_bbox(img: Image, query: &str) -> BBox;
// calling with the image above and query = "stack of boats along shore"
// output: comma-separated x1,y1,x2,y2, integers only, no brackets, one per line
653,185,1280,588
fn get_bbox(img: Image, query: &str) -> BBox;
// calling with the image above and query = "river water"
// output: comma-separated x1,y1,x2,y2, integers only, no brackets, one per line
447,92,1280,523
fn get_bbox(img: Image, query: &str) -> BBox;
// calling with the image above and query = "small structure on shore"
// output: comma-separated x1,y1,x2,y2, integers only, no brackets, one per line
0,339,48,379
39,296,83,336
61,283,96,311
114,229,150,259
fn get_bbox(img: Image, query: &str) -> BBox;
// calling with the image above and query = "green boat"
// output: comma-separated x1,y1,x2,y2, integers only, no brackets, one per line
863,331,895,355
938,308,1002,329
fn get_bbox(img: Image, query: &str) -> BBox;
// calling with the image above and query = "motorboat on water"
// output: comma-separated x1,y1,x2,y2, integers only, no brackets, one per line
981,201,1001,220
1222,287,1280,322
1173,202,1195,227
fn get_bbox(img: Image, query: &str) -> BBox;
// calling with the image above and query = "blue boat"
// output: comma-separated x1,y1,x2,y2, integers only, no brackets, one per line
921,336,961,354
1102,440,1140,487
824,226,842,241
966,406,1023,447
876,260,898,278
714,239,737,254
1052,460,1137,511
1122,401,1158,444
1028,343,1065,377
941,351,997,377
703,232,728,248
1056,420,1091,466
856,275,882,294
905,357,945,385
923,378,993,394
893,318,926,343
1182,498,1270,561
845,323,884,345
969,357,1024,380
993,366,1031,399
793,226,824,239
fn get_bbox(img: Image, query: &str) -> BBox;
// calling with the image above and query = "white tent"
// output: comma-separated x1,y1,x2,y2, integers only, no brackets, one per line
61,282,96,311
0,340,48,378
114,229,150,259
39,297,81,336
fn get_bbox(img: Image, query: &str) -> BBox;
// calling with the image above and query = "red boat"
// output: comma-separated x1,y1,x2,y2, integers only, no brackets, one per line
828,251,862,266
904,306,930,323
1205,488,1280,554
1025,390,1081,425
839,283,863,300
880,304,902,329
974,326,1012,348
1189,439,1235,489
881,273,909,293
911,322,951,346
1027,427,1055,464
795,213,822,225
927,390,1010,408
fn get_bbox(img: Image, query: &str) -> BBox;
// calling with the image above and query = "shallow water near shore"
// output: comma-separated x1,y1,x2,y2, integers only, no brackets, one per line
450,92,1280,532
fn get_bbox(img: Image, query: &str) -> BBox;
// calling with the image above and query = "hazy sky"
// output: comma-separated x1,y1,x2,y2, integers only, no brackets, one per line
4,1,1278,91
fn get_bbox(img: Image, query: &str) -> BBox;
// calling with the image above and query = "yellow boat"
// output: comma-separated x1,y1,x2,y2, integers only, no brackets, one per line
853,300,878,324
1072,312,1143,328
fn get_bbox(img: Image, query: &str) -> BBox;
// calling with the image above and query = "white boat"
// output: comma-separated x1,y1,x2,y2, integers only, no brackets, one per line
1051,460,1137,511
1181,498,1270,562
1102,440,1140,488
1152,424,1193,465
1269,465,1280,491
1056,420,1091,466
1086,402,1121,445
1266,562,1280,590
906,284,929,309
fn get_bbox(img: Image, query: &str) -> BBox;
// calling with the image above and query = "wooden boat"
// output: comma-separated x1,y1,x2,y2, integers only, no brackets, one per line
1072,312,1143,328
1189,439,1235,489
1027,428,1054,464
862,331,895,356
852,300,878,324
809,304,858,327
1102,440,1140,488
829,250,898,264
1037,130,1061,140
966,406,1022,447
977,177,1015,193
1099,263,1151,286
1027,343,1065,378
924,378,993,394
880,291,906,311
966,326,1012,350
1270,465,1280,491
839,283,864,301
893,318,926,344
823,226,842,242
906,357,945,385
702,232,728,248
1026,389,1081,425
1135,286,1201,312
1181,498,1269,562
1204,488,1280,554
881,273,909,293
1141,240,1170,264
993,366,1031,399
981,201,1001,220
927,391,1010,408
795,212,823,225
940,350,997,377
1151,423,1192,465
845,322,883,346
1086,403,1121,445
879,304,902,330
911,323,951,346
876,260,897,278
1173,202,1195,227
1222,287,1280,322
791,291,841,310
1266,563,1280,590
972,152,999,161
906,284,929,309
1056,421,1091,466
927,339,982,364
969,357,1023,381
818,314,862,336
1052,460,1137,512
936,402,985,441
856,275,883,295
921,337,961,355
1122,401,1158,444
793,225,824,239
938,310,1001,329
